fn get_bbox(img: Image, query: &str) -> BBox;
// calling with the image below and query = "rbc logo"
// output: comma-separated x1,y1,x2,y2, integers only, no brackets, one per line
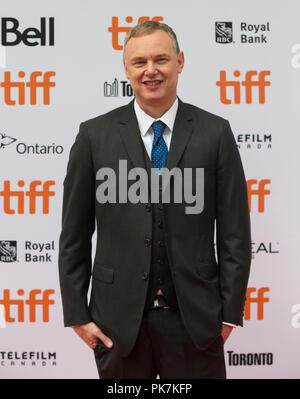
215,22,233,44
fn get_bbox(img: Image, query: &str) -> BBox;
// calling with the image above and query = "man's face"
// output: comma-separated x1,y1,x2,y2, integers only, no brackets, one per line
123,30,184,110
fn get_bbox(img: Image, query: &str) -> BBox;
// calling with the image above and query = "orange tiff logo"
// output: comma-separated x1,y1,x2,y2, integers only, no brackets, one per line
247,179,271,213
244,287,270,320
0,289,55,323
0,180,55,214
216,70,271,104
0,71,55,105
108,16,163,50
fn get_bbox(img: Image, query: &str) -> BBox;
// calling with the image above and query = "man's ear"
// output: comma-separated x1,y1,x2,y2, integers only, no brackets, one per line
123,59,130,80
177,51,184,74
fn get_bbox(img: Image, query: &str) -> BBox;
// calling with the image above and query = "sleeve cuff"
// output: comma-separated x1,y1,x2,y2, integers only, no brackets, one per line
222,321,237,328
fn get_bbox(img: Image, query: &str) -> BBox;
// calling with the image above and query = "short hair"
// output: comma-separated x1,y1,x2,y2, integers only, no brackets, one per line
123,20,180,57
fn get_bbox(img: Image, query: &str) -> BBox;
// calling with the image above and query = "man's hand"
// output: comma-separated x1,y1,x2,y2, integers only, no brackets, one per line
72,322,113,350
221,324,234,344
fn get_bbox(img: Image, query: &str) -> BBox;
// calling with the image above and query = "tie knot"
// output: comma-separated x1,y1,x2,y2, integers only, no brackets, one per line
151,120,166,139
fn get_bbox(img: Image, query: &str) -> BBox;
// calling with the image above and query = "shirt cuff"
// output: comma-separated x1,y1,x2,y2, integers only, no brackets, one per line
222,322,237,328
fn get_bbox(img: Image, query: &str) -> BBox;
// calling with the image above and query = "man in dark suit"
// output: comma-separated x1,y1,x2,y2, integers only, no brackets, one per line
58,20,251,379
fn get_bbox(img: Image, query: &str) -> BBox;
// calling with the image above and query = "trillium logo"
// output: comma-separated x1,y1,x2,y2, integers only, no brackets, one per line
0,132,17,149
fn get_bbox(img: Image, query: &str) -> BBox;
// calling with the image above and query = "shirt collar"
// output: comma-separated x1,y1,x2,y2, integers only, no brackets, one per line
134,97,178,137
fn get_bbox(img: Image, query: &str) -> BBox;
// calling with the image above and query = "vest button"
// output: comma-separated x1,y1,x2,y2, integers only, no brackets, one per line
145,204,152,212
158,220,163,228
144,238,151,247
158,240,164,247
142,272,148,280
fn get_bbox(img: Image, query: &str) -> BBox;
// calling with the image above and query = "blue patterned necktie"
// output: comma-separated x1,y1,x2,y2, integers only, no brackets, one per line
151,120,168,174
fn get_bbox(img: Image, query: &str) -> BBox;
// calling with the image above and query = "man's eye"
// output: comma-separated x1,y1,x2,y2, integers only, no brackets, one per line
157,58,167,63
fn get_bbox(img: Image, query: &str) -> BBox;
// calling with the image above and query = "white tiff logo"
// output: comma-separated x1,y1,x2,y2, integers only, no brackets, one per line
96,160,204,214
0,304,6,328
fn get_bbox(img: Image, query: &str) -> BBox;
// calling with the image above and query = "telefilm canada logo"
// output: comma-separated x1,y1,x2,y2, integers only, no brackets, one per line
235,133,272,150
0,351,57,367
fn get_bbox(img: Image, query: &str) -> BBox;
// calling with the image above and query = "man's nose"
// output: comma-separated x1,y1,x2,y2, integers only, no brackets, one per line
144,61,157,76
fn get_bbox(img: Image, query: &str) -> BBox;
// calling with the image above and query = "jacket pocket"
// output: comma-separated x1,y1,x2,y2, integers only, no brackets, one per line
92,265,114,284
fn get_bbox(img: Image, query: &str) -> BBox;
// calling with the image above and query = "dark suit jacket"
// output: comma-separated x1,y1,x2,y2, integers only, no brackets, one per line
58,98,251,357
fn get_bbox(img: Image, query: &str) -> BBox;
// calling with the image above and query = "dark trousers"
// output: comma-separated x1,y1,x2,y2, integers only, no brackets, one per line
93,307,226,379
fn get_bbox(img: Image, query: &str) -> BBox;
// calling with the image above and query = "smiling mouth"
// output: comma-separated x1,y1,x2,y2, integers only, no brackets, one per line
143,80,162,86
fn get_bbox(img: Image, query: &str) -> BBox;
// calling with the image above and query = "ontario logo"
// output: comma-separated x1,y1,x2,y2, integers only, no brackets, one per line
0,132,16,149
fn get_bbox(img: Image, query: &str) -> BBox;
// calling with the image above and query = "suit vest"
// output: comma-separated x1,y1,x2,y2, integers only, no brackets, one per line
142,146,179,311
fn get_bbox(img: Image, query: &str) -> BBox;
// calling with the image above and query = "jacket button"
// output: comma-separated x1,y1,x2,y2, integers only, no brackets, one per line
145,204,152,212
158,240,164,247
144,238,151,246
142,272,148,280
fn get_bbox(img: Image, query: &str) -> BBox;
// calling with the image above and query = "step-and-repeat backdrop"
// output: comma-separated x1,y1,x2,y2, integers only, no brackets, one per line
0,0,299,379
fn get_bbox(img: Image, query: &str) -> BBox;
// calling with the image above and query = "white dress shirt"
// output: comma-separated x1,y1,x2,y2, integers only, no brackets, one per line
134,97,178,159
133,98,236,329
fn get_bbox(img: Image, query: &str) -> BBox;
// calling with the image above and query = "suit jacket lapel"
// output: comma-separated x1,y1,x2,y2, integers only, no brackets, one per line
165,98,194,170
118,98,194,170
118,99,146,170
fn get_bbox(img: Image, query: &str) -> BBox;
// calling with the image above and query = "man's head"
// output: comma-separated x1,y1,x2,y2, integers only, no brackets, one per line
123,21,184,116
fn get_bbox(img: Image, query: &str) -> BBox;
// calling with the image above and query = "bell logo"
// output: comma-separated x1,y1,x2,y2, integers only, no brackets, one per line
216,70,271,104
0,17,54,46
244,287,270,320
0,289,55,323
108,16,163,50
